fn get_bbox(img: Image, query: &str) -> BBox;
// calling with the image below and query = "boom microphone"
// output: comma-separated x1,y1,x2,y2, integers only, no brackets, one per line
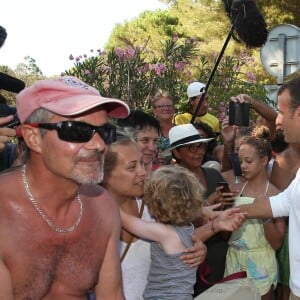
224,0,268,47
0,26,7,49
190,0,268,123
0,72,25,93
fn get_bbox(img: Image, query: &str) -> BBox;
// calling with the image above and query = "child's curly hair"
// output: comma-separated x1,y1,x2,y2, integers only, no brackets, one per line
143,165,204,226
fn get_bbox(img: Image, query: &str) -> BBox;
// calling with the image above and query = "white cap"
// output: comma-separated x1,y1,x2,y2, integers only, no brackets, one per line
187,81,206,99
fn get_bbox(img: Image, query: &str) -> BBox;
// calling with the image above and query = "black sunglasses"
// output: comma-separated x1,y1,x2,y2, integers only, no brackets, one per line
28,121,116,144
182,143,207,153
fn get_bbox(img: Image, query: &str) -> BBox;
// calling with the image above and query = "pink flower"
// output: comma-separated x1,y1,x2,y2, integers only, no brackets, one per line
137,63,149,73
69,54,74,60
239,50,249,60
151,63,167,76
125,48,135,59
174,61,185,72
185,70,192,77
218,112,226,121
143,63,149,72
218,101,226,112
115,47,124,59
84,70,91,75
232,65,241,72
245,71,256,83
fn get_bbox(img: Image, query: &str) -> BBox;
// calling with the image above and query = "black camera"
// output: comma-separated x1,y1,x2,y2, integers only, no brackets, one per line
228,101,250,126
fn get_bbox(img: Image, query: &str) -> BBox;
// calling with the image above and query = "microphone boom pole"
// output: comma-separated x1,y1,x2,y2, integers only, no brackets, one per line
190,24,235,124
190,0,268,124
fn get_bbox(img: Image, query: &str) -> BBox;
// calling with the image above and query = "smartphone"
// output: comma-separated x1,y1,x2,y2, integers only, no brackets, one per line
217,181,230,193
217,181,233,209
228,101,250,126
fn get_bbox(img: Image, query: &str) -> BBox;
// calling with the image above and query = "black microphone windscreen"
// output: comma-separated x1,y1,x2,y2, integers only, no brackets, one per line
223,0,234,17
224,0,268,48
0,72,25,93
0,26,7,49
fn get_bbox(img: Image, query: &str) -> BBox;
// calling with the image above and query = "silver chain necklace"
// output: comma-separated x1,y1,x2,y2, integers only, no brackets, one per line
21,164,83,233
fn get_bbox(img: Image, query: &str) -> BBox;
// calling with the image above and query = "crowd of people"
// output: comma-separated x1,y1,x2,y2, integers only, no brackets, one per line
0,75,300,300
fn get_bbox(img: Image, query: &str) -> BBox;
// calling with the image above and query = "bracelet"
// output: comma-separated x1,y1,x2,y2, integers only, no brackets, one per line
211,219,217,233
262,218,272,224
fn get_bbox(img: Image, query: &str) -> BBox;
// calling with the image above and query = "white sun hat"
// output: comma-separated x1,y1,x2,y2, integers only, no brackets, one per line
167,123,213,151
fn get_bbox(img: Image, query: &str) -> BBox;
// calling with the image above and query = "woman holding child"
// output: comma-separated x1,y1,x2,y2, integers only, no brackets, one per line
102,132,245,299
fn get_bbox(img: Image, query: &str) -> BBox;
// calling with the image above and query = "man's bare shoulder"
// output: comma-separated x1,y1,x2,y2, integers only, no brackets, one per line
271,147,300,189
0,167,22,205
268,181,281,196
0,166,20,182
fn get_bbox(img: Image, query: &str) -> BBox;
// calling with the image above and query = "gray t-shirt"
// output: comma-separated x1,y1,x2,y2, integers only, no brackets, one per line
143,224,196,300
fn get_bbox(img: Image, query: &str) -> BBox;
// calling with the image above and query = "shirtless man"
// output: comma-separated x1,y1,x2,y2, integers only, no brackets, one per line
0,76,130,299
270,142,300,190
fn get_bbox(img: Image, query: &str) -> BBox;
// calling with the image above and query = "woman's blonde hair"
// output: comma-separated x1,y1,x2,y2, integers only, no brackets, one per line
151,90,173,108
144,165,204,225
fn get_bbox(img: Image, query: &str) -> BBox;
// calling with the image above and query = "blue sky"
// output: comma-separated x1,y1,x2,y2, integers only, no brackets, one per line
0,0,167,76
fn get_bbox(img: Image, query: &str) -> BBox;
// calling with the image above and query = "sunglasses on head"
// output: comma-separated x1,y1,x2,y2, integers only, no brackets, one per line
27,121,116,144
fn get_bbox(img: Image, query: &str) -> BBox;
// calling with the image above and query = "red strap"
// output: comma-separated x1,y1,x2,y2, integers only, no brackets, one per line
198,262,247,286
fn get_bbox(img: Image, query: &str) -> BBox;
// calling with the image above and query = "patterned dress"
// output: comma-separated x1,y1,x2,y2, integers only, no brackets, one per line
224,181,278,295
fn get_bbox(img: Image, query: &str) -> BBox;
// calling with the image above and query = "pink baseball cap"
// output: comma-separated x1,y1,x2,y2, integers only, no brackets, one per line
16,76,130,123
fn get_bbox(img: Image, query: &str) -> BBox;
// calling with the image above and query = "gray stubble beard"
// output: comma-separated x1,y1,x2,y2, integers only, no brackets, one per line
71,154,105,185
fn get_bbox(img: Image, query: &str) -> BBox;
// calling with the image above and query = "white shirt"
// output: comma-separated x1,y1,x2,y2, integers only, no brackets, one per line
120,198,154,300
270,168,300,297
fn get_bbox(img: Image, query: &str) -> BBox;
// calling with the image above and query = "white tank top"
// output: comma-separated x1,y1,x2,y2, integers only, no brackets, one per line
120,197,154,300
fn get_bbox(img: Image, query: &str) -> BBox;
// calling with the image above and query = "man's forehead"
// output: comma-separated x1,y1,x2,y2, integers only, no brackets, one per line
50,107,109,121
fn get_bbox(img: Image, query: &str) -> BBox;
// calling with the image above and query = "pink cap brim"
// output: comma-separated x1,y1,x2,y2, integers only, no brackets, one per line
41,94,130,119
